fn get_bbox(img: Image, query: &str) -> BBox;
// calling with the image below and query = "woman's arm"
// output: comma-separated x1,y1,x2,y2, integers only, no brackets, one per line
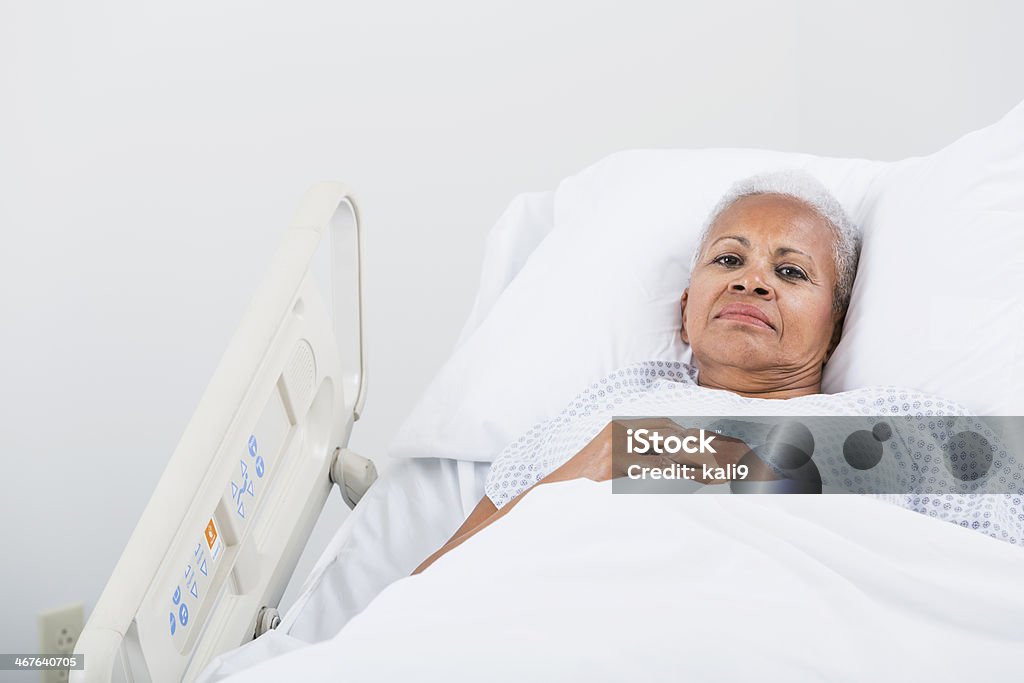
412,423,617,574
412,420,759,574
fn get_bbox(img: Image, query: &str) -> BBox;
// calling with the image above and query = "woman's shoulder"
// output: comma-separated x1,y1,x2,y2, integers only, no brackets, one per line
557,360,699,416
602,360,699,385
820,385,975,417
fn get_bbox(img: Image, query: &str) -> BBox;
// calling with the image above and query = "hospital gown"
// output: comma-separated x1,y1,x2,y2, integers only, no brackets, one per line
484,360,1024,545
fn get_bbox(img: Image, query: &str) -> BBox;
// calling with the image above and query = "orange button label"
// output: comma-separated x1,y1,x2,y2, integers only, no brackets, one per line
205,519,218,549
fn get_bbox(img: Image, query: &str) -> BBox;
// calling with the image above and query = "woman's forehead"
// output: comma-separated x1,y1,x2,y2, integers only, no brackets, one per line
706,194,834,253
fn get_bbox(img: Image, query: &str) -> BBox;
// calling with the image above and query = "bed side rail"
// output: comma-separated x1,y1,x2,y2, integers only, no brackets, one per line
72,183,371,682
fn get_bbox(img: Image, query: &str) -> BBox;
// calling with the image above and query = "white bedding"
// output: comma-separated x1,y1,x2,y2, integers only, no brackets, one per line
221,479,1024,682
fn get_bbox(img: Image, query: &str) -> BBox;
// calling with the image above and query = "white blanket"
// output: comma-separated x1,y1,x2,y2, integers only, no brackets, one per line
223,479,1024,682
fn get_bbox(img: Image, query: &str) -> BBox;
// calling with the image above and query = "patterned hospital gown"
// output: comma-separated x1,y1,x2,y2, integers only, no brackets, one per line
484,360,1024,546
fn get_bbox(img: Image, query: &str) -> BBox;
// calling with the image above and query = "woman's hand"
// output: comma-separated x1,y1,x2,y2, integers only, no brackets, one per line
549,418,770,485
613,418,761,484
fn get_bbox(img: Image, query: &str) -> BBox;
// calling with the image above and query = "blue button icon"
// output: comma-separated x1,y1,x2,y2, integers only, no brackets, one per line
190,582,199,599
255,456,265,478
248,435,258,457
169,612,176,636
172,586,181,605
240,460,248,478
237,498,246,519
179,603,189,627
200,559,208,577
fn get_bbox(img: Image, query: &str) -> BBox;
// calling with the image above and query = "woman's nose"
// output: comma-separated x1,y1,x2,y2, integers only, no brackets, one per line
729,271,774,298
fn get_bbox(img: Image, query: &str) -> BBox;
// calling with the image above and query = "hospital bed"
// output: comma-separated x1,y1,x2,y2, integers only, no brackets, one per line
73,97,1024,680
72,184,383,682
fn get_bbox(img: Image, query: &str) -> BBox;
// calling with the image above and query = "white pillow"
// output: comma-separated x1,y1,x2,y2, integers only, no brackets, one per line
391,101,1024,463
452,190,554,350
822,103,1024,411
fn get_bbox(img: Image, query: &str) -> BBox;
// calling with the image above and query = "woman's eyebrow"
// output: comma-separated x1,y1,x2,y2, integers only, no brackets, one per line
775,246,815,264
711,235,750,247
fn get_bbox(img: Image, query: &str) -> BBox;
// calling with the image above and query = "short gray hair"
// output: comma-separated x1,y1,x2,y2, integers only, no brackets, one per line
690,169,861,315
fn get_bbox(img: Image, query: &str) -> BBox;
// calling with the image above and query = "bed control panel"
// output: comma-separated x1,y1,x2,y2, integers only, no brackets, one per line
165,376,294,655
73,185,364,683
168,515,224,640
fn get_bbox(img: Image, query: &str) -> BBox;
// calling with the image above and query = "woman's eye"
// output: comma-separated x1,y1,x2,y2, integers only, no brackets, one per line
778,266,807,280
713,255,741,267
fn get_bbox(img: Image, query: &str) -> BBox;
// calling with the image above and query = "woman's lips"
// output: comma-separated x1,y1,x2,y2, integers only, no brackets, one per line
715,304,775,330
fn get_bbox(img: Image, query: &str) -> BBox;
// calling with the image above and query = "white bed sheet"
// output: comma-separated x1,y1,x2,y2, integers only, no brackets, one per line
219,479,1024,682
196,457,490,683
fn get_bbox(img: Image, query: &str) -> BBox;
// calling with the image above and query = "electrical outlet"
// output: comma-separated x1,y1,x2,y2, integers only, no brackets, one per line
38,604,84,683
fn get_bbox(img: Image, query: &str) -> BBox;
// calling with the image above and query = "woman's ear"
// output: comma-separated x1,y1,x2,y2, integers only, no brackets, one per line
679,290,690,344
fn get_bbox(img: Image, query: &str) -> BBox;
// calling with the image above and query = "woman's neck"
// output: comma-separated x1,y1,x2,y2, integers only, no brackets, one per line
695,363,823,400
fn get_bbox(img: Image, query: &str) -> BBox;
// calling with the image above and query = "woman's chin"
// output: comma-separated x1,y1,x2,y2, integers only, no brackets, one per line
695,345,778,374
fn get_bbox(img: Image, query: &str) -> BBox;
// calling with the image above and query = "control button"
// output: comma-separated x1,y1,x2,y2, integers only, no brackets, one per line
205,519,218,549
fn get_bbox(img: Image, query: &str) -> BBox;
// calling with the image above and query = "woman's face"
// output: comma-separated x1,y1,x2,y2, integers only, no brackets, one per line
681,193,841,384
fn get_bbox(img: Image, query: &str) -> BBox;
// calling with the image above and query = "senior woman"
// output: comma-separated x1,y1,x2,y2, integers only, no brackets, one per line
414,170,1015,573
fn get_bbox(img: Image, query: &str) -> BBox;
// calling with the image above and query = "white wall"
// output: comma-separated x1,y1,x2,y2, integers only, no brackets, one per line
2,0,1022,659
